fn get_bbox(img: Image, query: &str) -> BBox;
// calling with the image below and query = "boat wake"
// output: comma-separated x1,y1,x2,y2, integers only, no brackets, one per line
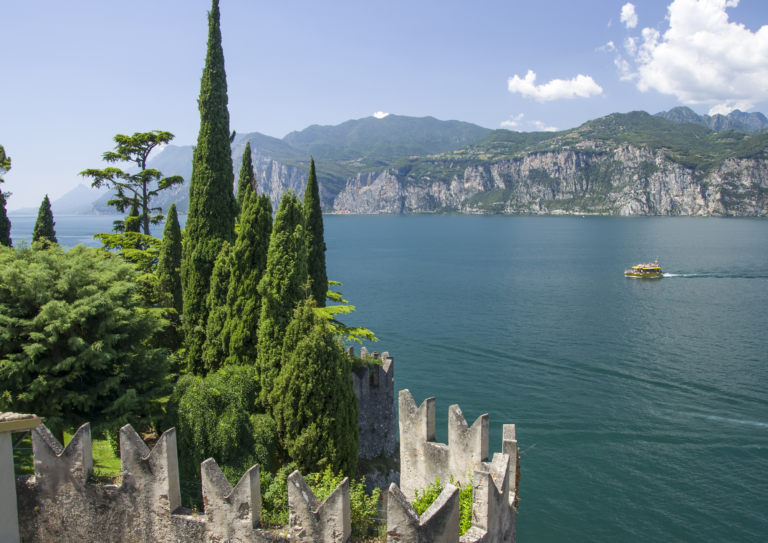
663,273,768,279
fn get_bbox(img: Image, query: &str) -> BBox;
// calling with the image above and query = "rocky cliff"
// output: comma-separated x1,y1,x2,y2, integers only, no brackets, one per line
332,145,768,216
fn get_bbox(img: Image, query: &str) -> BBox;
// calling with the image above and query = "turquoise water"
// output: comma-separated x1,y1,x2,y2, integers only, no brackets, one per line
10,214,768,541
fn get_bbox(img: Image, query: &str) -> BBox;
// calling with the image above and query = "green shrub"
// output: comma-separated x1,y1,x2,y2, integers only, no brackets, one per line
261,465,380,537
162,365,277,508
0,243,169,439
412,474,474,536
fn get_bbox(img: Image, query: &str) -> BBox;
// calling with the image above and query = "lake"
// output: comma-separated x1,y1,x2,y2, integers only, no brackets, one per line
9,213,768,542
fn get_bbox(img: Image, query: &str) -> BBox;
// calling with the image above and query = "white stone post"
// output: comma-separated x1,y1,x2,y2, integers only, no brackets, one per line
0,414,42,543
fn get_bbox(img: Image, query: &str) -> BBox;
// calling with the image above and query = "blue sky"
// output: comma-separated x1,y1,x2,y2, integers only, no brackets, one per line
2,0,767,208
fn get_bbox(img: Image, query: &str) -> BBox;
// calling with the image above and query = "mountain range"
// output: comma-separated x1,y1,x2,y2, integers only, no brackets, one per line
12,109,768,218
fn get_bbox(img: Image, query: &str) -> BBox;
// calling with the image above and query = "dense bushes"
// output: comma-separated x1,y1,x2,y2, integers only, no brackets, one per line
163,365,277,506
412,475,473,535
0,243,169,440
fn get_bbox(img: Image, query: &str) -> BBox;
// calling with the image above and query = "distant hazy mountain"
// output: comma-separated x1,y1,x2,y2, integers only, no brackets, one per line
9,184,110,215
654,106,768,133
282,114,491,160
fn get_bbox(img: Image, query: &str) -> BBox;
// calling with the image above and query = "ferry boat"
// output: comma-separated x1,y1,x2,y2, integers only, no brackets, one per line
625,261,663,278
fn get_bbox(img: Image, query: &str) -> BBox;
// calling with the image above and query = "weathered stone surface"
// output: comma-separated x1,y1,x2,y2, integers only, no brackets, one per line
399,390,488,500
386,482,460,543
332,146,768,216
352,353,397,459
287,471,351,543
201,458,261,540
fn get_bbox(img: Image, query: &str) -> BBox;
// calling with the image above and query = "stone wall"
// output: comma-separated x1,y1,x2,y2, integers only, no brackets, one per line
350,347,397,459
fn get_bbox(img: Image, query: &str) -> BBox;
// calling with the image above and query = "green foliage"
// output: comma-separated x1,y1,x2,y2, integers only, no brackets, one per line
226,189,273,366
80,131,184,235
303,158,328,308
305,467,381,538
260,465,380,537
236,140,255,214
32,195,57,245
0,191,11,248
155,204,184,355
270,298,359,477
0,145,11,248
201,242,233,373
93,231,162,307
182,0,238,374
0,244,170,437
113,199,141,234
412,475,473,536
256,190,307,402
162,365,276,509
315,281,377,344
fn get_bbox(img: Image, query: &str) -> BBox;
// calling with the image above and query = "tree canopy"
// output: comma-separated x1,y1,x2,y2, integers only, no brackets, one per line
182,0,238,374
80,131,184,235
201,242,233,373
271,298,359,476
155,204,184,355
226,187,273,366
303,158,328,307
236,140,255,214
0,144,11,247
32,195,57,245
256,190,307,404
0,244,170,438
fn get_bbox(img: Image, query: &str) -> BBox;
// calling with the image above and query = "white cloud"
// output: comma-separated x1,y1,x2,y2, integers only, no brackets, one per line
621,0,768,114
530,120,559,132
501,113,524,127
621,3,638,29
598,41,617,52
507,70,603,101
373,111,389,119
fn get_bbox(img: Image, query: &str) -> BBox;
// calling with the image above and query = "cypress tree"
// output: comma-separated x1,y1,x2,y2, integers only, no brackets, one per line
0,144,12,247
227,187,273,366
155,203,184,353
32,195,57,245
236,140,255,214
202,242,233,373
303,158,327,307
256,191,307,403
0,191,10,248
182,0,238,374
270,298,359,476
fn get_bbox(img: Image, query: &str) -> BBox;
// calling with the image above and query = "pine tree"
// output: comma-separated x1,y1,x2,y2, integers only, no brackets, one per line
227,187,273,366
155,203,184,353
202,242,233,373
0,244,170,438
0,144,12,247
32,195,58,245
236,140,255,214
303,158,328,307
256,191,307,403
270,298,359,476
182,0,238,374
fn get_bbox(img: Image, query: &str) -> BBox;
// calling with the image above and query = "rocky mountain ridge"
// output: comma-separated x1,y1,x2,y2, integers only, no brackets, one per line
655,106,768,134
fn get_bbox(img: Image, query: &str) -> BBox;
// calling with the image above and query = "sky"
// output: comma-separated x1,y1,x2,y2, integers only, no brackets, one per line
2,0,767,209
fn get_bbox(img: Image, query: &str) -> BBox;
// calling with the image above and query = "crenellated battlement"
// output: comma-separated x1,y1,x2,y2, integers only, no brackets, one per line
7,383,518,542
287,470,351,542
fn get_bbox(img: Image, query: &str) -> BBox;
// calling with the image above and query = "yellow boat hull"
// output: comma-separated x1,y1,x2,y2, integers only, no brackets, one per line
625,272,663,278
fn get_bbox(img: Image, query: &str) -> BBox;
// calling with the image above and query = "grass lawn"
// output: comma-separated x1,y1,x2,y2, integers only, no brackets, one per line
12,430,122,481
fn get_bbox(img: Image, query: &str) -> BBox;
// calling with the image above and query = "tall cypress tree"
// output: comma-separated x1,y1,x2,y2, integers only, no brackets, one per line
303,158,327,307
202,242,233,373
155,203,184,353
182,0,238,374
0,191,11,248
256,191,307,404
0,144,12,247
32,195,57,245
270,298,359,476
227,187,273,366
236,140,255,214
